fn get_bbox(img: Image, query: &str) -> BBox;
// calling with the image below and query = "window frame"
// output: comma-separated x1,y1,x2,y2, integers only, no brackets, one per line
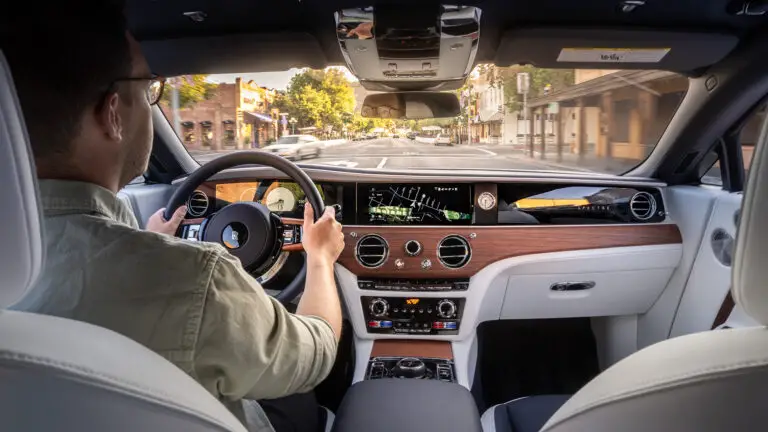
699,98,768,193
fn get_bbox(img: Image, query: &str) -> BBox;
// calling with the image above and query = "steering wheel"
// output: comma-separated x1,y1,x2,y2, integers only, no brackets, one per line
164,152,324,304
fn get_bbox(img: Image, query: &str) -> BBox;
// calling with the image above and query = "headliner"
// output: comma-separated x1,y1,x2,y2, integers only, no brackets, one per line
127,0,768,76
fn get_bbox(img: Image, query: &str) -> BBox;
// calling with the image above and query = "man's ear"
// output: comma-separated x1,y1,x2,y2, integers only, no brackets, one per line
97,92,123,142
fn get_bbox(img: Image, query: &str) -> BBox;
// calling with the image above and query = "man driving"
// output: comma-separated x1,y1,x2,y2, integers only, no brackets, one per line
3,4,343,432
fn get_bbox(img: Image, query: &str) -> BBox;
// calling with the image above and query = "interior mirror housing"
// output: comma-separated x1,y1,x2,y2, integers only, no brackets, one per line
361,92,461,119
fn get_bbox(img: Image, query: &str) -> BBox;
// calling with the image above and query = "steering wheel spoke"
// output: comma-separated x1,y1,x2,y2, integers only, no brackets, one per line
164,151,324,304
281,217,304,252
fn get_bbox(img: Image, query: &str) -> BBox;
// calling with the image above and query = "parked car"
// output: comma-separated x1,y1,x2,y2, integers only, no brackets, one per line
434,133,453,146
262,135,322,160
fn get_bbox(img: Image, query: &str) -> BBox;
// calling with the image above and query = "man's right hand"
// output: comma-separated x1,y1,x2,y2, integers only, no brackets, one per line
302,204,345,265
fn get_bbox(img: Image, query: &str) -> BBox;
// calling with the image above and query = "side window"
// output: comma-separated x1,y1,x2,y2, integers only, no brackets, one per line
702,104,766,189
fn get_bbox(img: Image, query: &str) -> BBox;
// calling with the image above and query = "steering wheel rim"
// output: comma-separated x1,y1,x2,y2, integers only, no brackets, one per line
164,151,325,304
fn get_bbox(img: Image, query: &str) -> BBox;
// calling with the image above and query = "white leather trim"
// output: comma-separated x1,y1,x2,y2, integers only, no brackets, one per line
734,109,768,324
480,403,502,432
671,191,741,336
637,185,717,348
0,51,44,307
323,407,335,432
352,337,374,385
0,310,247,431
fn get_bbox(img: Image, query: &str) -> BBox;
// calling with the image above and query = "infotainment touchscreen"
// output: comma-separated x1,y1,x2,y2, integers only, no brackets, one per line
359,184,473,225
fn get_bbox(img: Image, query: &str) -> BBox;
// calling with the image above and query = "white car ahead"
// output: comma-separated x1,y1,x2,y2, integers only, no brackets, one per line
263,135,322,160
434,133,453,146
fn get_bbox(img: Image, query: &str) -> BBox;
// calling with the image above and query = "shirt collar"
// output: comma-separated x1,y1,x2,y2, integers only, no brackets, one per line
38,179,139,227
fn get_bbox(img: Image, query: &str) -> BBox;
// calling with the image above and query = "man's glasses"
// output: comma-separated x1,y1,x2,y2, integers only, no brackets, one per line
111,74,166,105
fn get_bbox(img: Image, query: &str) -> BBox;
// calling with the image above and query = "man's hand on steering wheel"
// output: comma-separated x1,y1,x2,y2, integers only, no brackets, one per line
302,204,345,267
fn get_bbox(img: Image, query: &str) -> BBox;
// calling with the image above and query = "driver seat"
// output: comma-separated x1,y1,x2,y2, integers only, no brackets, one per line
0,51,249,431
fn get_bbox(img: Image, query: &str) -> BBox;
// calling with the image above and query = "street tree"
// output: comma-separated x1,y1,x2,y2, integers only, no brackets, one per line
161,75,218,109
492,65,574,112
280,68,356,133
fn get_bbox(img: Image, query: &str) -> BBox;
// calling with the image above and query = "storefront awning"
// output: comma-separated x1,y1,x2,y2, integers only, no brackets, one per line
244,111,273,122
526,70,678,108
478,111,503,123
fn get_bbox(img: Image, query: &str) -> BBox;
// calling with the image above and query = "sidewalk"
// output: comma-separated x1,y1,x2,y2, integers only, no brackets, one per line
510,151,640,175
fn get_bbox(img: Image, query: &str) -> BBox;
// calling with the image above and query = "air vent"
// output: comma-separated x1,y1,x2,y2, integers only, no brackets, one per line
437,235,471,269
187,190,209,217
629,192,657,221
356,235,389,268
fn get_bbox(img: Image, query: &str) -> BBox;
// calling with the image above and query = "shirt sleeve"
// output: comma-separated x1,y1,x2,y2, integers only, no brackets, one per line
192,249,338,401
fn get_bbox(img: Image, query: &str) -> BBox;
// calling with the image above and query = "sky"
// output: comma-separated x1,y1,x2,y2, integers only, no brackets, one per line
208,67,357,89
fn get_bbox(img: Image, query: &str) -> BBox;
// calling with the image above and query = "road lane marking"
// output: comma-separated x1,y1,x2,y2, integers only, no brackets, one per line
376,157,389,169
474,148,497,156
320,160,359,167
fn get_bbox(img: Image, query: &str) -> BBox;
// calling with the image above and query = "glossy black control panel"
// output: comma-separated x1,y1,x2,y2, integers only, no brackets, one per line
357,278,469,292
361,296,464,335
367,357,455,382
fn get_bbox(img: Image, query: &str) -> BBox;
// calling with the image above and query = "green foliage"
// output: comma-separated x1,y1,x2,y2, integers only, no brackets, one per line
496,66,575,112
161,75,218,109
280,68,356,132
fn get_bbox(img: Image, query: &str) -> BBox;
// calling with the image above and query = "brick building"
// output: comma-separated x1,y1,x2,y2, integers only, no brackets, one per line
163,78,284,150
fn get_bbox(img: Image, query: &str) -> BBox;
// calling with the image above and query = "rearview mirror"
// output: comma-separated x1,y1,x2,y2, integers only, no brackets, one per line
361,92,461,119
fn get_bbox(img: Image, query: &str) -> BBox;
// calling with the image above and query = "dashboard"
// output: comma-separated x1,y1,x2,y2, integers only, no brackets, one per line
186,179,667,226
176,170,682,350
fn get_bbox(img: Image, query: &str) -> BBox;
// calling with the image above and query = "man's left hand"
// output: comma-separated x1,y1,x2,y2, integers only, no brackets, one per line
146,206,186,236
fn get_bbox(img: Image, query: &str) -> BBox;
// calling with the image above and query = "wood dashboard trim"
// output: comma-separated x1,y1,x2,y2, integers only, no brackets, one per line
370,340,453,359
339,224,682,278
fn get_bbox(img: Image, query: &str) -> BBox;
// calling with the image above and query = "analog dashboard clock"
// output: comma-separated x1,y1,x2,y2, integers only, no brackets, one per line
477,192,497,210
264,186,296,212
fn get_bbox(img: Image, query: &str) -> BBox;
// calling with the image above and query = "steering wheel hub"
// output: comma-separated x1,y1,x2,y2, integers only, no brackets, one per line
202,201,278,271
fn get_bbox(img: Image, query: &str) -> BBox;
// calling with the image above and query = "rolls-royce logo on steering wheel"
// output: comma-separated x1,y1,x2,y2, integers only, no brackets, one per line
222,223,248,250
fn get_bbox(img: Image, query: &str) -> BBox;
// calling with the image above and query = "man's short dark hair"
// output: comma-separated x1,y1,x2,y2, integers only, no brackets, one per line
1,2,132,160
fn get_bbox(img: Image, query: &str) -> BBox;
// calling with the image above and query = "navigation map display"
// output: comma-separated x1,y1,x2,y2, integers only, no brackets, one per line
361,184,473,225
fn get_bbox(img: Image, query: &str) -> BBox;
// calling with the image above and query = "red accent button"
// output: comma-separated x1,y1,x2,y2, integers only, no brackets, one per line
432,322,444,329
368,321,380,328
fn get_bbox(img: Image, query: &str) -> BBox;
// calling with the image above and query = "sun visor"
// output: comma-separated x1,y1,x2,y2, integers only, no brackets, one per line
495,29,738,72
141,33,327,76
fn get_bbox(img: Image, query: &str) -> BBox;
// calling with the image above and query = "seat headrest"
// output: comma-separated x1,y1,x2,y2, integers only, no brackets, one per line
734,114,768,325
0,51,44,308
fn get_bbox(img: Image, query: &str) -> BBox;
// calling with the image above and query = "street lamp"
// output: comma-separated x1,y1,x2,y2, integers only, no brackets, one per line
289,117,297,134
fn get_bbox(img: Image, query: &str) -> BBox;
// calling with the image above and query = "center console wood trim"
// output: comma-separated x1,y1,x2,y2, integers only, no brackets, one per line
370,340,453,359
340,224,682,277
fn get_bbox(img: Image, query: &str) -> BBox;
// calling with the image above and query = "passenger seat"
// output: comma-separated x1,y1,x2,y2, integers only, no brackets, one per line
481,395,569,432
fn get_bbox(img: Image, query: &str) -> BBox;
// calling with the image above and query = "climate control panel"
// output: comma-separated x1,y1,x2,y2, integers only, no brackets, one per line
361,296,464,335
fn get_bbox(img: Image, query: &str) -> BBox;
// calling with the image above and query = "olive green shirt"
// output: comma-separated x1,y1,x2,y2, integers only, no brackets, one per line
12,180,337,430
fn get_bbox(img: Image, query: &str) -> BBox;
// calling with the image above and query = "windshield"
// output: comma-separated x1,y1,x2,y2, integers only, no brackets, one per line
159,66,687,175
276,136,300,145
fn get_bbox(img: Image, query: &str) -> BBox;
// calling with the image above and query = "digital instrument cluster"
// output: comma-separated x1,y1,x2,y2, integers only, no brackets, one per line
214,180,341,219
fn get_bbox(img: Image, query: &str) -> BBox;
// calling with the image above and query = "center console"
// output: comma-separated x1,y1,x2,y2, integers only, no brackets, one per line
332,380,482,432
367,356,455,382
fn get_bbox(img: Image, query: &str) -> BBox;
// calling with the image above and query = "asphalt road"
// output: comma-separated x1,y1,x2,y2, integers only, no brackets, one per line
190,138,598,173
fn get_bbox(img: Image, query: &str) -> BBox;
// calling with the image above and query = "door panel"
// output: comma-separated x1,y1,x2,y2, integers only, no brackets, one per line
637,185,717,348
670,190,755,336
117,183,175,229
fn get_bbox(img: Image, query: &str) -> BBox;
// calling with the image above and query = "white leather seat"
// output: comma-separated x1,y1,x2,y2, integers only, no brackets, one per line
482,109,768,432
0,51,248,431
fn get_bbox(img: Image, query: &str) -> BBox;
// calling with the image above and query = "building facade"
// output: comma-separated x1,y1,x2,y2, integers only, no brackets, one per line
162,78,285,150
